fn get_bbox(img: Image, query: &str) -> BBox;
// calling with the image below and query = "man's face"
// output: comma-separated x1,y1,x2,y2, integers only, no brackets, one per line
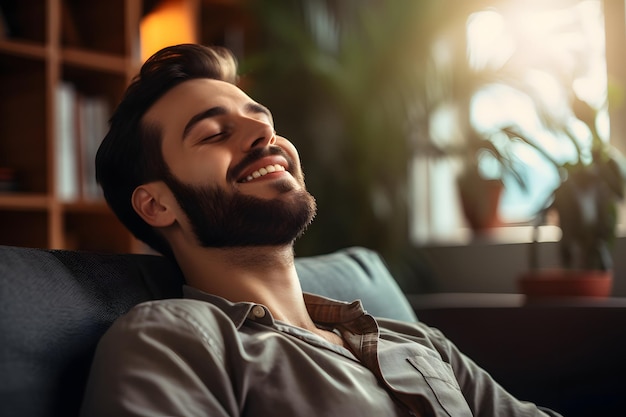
142,78,316,247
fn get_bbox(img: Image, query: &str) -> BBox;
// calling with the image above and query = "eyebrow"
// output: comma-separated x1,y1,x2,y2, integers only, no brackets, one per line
182,102,273,140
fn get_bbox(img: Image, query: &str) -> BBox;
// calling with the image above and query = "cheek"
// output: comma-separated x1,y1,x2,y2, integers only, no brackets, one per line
276,137,302,168
166,147,231,185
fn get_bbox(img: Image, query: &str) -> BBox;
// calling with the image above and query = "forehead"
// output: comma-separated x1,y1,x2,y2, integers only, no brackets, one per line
142,78,254,129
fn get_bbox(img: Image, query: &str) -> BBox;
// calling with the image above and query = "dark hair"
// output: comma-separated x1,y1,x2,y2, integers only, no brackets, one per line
95,44,238,257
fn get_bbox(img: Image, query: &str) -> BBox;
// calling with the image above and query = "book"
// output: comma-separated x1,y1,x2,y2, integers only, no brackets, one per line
78,95,109,200
55,82,79,202
55,82,110,202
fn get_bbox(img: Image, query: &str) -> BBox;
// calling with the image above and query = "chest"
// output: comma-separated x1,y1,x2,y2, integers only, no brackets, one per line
233,332,412,416
225,328,471,417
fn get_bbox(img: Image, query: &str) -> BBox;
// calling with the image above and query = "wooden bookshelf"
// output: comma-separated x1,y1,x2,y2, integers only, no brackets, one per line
0,0,142,252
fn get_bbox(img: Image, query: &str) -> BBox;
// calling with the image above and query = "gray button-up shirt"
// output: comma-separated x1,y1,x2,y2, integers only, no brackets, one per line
80,286,559,417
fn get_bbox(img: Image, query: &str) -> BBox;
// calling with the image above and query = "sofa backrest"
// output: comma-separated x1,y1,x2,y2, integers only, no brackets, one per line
0,245,415,417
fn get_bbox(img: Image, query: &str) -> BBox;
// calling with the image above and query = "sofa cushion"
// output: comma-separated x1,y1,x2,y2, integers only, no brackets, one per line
296,246,416,321
0,245,414,417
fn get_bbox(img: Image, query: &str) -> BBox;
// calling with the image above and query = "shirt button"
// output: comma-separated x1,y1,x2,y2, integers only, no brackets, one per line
251,305,266,318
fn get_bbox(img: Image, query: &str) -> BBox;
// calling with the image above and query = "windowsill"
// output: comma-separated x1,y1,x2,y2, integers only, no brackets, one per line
419,223,626,248
420,225,562,248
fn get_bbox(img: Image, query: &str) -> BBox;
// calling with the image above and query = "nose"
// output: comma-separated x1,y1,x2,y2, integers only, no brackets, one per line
239,118,276,151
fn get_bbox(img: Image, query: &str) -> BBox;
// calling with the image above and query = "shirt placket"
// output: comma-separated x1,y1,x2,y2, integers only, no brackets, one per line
339,315,424,417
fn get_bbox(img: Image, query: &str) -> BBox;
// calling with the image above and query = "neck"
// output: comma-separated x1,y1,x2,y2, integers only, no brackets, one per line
174,244,317,330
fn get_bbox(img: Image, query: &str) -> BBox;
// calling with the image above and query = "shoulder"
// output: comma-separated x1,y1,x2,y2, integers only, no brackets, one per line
82,300,240,416
114,298,229,331
104,298,236,355
120,298,228,324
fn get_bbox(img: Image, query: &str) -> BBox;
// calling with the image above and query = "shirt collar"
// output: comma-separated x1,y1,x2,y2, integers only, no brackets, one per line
182,285,368,328
303,293,368,324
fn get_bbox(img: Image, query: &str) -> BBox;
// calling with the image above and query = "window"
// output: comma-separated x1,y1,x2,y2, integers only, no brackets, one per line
410,0,608,244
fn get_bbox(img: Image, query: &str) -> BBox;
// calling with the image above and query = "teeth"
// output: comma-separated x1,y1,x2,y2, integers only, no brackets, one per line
244,164,285,182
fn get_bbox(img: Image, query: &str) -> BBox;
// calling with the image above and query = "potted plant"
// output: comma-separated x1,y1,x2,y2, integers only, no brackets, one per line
454,126,533,233
414,10,540,235
506,97,626,297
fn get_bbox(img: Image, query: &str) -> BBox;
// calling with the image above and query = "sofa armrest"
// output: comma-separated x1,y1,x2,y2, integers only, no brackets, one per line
408,293,626,417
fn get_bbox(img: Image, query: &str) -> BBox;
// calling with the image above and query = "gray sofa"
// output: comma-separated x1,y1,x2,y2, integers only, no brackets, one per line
2,244,625,417
0,245,415,417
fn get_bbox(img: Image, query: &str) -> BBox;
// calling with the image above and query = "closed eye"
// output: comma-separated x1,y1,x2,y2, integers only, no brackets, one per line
199,131,228,143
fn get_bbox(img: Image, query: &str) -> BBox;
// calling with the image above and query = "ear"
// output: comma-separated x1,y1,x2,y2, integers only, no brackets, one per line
131,183,176,227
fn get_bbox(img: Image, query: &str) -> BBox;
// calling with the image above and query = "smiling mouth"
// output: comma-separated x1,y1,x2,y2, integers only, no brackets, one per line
239,164,287,183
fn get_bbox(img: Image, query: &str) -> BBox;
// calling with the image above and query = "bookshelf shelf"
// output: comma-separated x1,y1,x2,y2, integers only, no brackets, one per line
0,193,50,210
62,47,128,74
62,200,110,214
0,39,47,59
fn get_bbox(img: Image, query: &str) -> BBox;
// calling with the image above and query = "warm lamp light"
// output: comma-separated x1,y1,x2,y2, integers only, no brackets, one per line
140,0,198,62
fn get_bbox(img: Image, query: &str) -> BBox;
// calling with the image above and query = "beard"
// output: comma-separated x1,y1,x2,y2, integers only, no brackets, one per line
163,167,316,248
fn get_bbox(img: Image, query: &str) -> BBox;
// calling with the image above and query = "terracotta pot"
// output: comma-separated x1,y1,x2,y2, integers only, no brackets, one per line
458,178,503,232
518,269,613,298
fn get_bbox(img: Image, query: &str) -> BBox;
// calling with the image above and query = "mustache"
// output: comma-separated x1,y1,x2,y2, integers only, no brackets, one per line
227,146,296,183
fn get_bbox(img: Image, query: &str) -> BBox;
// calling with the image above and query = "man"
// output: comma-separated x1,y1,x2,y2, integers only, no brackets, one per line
80,44,561,417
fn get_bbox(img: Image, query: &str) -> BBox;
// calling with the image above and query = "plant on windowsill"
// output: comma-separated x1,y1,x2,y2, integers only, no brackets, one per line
457,162,505,232
454,127,529,233
505,97,626,298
